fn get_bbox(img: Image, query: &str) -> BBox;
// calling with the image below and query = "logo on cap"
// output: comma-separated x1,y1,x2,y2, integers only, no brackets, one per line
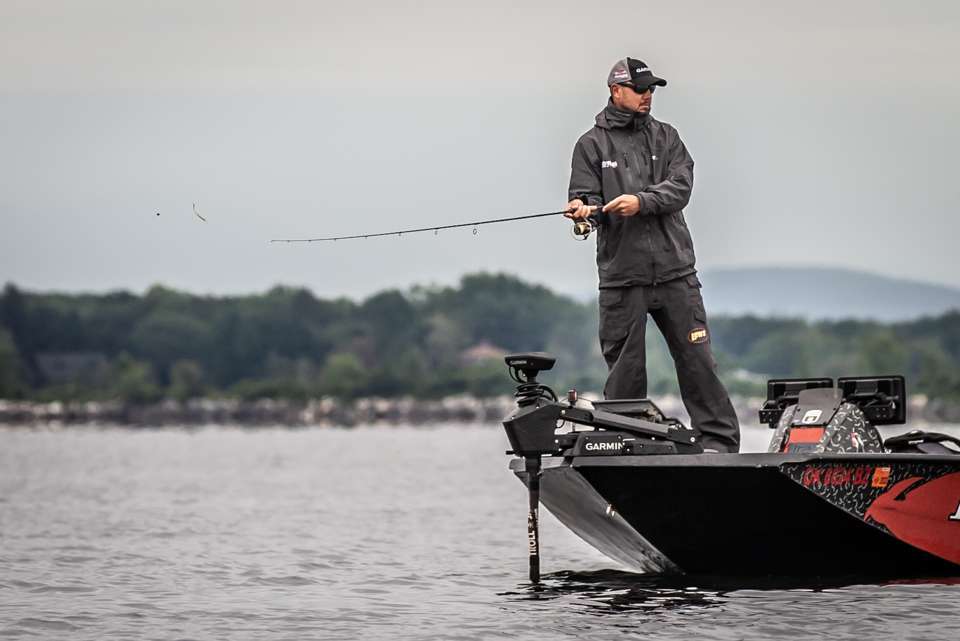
635,67,650,73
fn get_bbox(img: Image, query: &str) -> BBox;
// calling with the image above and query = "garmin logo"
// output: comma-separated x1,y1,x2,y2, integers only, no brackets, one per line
601,160,619,169
585,441,623,452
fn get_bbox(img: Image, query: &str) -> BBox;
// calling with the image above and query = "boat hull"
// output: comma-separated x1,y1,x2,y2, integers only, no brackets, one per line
512,453,960,577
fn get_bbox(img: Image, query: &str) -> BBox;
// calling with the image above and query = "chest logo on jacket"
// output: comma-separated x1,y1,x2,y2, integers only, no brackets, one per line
601,160,619,169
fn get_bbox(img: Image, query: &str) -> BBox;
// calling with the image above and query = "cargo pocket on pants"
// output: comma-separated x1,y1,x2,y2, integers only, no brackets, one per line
598,288,631,367
598,288,631,342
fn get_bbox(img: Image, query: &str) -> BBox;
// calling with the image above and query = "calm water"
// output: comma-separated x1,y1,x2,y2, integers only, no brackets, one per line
2,424,959,640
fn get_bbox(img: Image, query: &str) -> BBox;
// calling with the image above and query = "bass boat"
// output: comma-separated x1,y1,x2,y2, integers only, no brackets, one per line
501,353,960,581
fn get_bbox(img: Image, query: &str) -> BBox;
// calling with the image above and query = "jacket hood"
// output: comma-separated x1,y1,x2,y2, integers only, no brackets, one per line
595,99,650,130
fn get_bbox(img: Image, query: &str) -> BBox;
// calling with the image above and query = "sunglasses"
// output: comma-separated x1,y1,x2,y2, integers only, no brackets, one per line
621,83,655,94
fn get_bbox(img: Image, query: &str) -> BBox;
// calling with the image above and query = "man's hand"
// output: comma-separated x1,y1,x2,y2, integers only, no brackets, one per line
564,199,597,220
603,194,641,217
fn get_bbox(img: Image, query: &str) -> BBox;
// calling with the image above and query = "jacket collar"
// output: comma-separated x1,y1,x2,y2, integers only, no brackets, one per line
595,99,651,131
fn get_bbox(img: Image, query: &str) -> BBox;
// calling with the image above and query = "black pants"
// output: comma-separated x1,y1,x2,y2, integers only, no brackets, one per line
598,275,740,452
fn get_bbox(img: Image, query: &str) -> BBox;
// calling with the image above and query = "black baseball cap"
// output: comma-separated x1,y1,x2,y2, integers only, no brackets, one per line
607,57,667,89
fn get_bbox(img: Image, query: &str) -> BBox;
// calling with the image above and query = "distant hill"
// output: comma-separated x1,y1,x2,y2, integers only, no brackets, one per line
699,267,960,321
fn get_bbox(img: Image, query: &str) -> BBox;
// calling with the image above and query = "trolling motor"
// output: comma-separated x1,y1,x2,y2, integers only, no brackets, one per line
504,353,555,584
502,352,701,583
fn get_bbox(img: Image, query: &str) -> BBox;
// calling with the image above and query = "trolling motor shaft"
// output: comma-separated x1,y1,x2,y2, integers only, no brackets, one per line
525,456,541,583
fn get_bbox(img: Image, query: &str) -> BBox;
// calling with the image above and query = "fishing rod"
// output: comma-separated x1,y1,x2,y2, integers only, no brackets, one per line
269,207,601,243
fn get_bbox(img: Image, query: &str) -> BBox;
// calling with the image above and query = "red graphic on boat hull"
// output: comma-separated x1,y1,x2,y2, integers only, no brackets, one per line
865,472,960,565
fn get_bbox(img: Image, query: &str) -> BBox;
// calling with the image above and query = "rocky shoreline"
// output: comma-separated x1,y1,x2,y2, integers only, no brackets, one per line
0,396,516,427
2,393,959,427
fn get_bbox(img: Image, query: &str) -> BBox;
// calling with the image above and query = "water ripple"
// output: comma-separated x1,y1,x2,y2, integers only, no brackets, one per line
246,575,317,586
11,618,80,632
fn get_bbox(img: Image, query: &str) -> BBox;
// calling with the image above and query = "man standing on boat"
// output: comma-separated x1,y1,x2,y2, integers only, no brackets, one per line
566,57,740,453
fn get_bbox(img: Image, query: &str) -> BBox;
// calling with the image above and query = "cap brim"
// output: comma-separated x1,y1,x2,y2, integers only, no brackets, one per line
615,76,667,89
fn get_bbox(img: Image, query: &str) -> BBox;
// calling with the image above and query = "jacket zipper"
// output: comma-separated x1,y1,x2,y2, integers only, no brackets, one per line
629,135,658,285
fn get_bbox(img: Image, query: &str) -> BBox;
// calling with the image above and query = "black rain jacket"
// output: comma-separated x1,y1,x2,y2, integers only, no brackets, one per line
568,101,697,288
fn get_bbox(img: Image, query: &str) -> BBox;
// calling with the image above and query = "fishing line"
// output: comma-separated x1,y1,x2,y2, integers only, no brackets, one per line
269,208,597,243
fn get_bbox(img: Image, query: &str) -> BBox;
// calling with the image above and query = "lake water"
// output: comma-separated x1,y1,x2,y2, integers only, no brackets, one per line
2,424,959,640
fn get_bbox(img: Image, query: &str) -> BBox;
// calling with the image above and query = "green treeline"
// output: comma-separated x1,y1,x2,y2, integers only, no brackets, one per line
1,274,959,403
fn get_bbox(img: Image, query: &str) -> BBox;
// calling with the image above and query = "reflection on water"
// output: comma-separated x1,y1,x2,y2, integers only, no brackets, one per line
499,570,960,640
507,569,960,612
505,570,727,614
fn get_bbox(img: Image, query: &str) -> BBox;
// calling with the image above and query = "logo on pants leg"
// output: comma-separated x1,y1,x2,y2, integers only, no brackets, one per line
688,327,708,344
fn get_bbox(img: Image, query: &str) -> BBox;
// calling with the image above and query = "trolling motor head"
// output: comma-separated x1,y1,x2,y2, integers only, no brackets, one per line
505,352,555,383
505,352,558,408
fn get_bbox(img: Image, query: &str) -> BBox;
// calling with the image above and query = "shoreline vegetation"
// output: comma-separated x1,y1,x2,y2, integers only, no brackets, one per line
2,273,960,427
3,393,960,428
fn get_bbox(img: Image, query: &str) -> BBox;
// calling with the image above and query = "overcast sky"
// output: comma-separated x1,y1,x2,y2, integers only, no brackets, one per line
2,0,958,299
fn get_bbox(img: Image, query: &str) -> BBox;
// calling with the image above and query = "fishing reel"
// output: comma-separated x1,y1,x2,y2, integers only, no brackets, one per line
571,218,595,240
571,212,602,241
